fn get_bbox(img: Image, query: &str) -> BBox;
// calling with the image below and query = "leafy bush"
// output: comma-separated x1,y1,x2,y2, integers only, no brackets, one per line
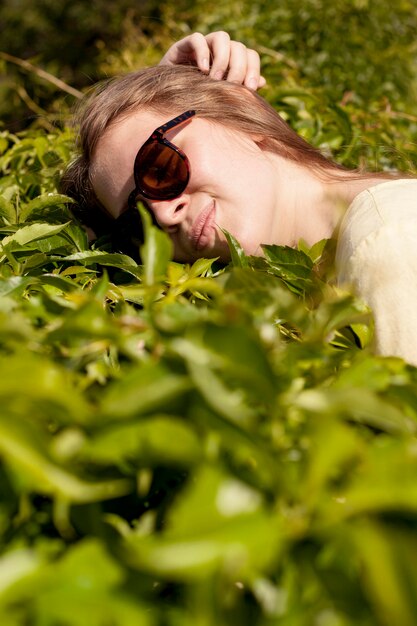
153,0,417,109
1,2,417,624
1,114,417,626
0,0,154,129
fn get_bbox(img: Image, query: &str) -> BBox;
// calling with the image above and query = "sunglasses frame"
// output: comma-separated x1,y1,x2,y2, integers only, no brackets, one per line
127,109,196,208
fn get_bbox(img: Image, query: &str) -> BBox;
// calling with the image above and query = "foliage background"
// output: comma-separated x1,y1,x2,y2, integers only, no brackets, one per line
1,1,417,625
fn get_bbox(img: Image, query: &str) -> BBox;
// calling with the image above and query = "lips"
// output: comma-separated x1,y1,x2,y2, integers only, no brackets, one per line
190,201,216,251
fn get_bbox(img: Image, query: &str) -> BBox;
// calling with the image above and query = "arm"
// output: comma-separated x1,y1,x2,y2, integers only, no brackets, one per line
159,31,266,91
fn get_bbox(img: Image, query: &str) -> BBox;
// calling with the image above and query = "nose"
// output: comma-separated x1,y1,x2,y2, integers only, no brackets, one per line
147,195,189,232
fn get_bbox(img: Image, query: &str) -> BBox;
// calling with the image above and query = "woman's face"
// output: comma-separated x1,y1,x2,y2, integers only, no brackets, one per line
91,109,283,262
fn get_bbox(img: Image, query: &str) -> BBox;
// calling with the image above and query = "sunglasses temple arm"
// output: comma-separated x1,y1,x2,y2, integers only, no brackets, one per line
154,110,196,137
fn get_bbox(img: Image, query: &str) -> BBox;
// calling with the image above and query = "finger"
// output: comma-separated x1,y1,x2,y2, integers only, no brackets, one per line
178,32,211,72
226,41,249,85
243,48,263,90
206,31,232,80
160,32,211,72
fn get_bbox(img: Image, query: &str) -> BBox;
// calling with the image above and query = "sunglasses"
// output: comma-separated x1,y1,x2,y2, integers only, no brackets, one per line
127,109,196,208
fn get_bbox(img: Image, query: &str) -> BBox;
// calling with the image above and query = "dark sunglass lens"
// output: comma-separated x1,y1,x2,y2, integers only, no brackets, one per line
136,142,189,199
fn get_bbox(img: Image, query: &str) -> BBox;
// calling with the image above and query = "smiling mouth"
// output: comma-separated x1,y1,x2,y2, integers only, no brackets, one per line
191,201,216,251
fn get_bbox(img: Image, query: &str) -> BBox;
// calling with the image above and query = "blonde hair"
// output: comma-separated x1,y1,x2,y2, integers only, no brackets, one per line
61,64,349,229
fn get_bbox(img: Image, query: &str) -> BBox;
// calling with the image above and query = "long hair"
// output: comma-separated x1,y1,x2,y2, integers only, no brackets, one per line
60,64,349,230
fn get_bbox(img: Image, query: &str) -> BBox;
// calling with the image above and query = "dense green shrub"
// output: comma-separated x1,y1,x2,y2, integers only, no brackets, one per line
0,0,152,129
154,0,417,108
1,2,417,624
1,0,149,79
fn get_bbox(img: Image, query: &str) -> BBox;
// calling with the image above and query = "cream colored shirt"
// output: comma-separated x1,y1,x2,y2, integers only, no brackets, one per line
336,179,417,365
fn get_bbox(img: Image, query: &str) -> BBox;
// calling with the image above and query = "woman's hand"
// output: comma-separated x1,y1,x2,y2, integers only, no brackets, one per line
159,31,266,91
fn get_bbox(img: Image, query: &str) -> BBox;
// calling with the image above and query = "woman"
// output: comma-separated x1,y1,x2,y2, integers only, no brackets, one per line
61,32,417,364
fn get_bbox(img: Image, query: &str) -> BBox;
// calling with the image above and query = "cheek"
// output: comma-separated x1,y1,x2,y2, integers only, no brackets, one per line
217,178,277,252
186,133,254,193
186,152,220,192
91,146,136,217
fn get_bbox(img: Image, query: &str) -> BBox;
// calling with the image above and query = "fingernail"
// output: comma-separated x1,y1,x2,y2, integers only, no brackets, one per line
248,77,258,90
201,57,210,72
214,70,224,80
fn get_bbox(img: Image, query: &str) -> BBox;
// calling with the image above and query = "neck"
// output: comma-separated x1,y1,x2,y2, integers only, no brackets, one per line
268,156,390,247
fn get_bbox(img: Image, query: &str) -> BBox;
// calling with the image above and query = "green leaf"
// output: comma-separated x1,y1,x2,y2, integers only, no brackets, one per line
0,541,150,626
82,416,201,466
0,195,16,224
188,256,220,277
100,362,191,421
351,520,417,626
0,276,35,296
139,205,173,285
295,386,417,435
60,250,141,277
18,193,74,223
0,416,132,503
1,222,70,249
221,228,249,267
120,466,281,581
261,244,316,294
0,353,91,425
178,354,255,425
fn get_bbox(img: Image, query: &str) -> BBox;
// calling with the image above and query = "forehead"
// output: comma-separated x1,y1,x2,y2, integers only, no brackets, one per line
90,109,166,218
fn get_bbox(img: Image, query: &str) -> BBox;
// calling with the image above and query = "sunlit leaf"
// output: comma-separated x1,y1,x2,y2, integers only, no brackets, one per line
1,222,70,248
139,205,173,285
18,193,74,223
221,228,249,268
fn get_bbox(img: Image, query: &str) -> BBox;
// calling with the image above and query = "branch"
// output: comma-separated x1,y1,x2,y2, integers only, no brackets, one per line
15,84,56,132
0,51,83,99
256,45,299,70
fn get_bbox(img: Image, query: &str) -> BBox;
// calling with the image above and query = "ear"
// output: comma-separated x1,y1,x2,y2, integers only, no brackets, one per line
250,133,265,145
251,135,277,153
